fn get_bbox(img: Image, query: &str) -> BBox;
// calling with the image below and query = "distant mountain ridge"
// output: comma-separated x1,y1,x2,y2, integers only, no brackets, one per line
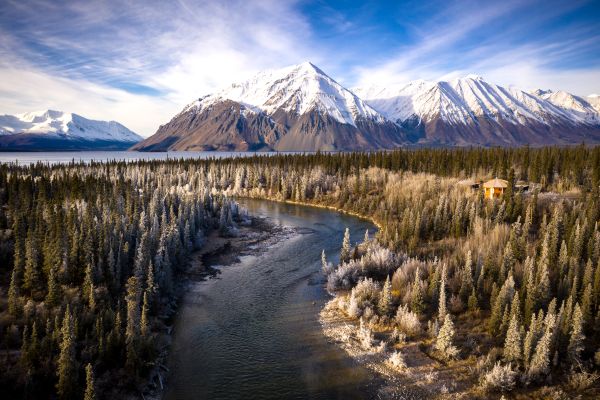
354,76,600,146
0,110,142,151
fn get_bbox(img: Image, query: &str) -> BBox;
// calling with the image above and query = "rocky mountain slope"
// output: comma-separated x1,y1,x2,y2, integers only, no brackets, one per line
0,110,142,151
132,62,405,151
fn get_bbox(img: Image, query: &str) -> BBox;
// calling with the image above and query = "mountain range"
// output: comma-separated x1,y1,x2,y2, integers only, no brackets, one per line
4,63,600,152
0,110,142,151
132,62,600,151
131,62,405,152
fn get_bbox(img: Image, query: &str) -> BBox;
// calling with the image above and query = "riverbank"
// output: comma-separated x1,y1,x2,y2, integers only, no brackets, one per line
319,296,490,400
235,194,383,231
141,215,297,399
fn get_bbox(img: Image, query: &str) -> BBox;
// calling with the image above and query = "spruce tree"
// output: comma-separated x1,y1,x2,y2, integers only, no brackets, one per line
141,290,150,338
527,313,554,381
8,267,21,316
340,227,351,263
125,276,141,375
567,304,585,366
378,276,393,317
57,306,78,400
46,266,61,307
435,314,458,360
504,314,522,364
84,363,96,400
439,264,447,320
411,268,425,314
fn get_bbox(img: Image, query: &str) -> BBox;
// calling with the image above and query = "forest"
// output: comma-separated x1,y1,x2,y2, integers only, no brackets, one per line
0,145,599,398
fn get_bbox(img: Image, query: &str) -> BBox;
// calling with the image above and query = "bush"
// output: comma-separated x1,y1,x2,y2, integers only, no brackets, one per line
387,351,408,370
358,319,375,350
395,305,422,337
567,371,599,392
480,362,517,393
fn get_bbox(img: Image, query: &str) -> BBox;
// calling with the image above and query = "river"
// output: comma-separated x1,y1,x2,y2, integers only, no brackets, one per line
164,199,379,399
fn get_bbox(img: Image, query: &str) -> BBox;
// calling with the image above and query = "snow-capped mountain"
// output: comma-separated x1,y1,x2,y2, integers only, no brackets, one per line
133,62,405,151
355,76,600,146
0,110,142,150
587,94,600,113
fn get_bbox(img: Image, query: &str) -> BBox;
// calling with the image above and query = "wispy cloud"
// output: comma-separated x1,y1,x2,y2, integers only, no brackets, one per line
0,0,599,135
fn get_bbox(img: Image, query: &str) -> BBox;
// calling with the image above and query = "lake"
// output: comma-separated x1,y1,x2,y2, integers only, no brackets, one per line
0,151,305,165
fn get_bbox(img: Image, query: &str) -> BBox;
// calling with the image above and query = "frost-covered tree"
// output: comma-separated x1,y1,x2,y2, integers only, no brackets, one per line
527,313,555,381
503,314,522,363
340,228,351,263
378,276,393,317
435,314,458,360
439,264,447,320
125,276,141,374
84,363,96,400
567,304,585,366
411,268,425,314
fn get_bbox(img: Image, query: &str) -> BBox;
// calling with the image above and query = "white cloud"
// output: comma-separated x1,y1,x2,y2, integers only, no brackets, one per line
1,0,599,136
0,65,179,136
0,0,317,134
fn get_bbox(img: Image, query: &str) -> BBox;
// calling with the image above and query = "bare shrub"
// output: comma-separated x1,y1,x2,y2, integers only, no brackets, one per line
480,362,517,393
387,351,408,370
395,305,422,337
567,371,599,392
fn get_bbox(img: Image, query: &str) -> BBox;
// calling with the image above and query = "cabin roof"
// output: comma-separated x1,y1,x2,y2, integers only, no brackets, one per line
483,178,508,188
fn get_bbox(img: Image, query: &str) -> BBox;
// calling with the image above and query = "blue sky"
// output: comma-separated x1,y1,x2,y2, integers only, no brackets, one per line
1,0,599,135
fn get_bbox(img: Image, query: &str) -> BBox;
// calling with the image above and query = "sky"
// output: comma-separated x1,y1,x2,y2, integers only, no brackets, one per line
1,0,599,136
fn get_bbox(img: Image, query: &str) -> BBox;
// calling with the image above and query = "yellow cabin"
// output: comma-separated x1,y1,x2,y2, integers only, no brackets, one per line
483,178,508,199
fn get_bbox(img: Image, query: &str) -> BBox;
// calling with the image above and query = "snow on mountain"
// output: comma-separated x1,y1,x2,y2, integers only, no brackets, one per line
355,76,600,127
185,62,385,126
533,90,599,124
134,62,405,152
0,110,142,142
587,94,600,113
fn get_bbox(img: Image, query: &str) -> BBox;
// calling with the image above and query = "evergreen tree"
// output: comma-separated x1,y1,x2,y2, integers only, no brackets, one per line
8,267,21,316
340,228,351,263
378,276,393,317
46,265,61,307
568,304,585,367
439,264,447,320
84,363,96,400
125,276,141,375
504,314,522,364
459,251,473,301
411,268,425,314
435,314,458,360
141,290,150,338
57,306,78,400
528,313,554,381
23,229,42,297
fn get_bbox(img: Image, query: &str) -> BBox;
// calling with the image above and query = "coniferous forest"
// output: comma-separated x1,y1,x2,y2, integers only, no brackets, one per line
1,146,600,398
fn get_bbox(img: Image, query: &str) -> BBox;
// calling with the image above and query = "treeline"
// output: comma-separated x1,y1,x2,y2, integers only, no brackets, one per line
0,162,243,399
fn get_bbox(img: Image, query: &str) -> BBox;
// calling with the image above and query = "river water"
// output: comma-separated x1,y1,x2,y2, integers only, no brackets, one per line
165,199,378,400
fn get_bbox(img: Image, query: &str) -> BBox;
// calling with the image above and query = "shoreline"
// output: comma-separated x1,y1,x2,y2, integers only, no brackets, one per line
319,296,473,399
235,194,383,231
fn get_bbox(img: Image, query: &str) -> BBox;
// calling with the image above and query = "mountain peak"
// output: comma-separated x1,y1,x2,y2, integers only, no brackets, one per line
195,62,384,126
462,74,484,81
0,110,141,143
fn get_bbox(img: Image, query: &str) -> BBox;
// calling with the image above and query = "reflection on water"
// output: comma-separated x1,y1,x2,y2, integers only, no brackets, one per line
165,199,378,400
